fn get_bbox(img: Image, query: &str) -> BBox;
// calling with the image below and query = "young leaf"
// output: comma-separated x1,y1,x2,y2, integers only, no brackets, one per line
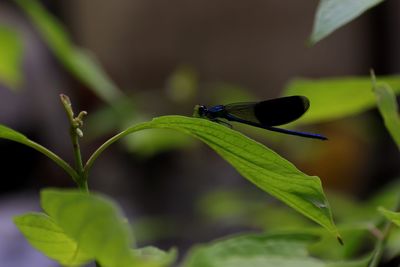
0,25,23,89
14,212,93,266
86,116,340,238
0,124,78,180
372,80,400,150
310,0,384,44
14,0,123,103
283,76,400,125
378,207,400,227
40,188,138,267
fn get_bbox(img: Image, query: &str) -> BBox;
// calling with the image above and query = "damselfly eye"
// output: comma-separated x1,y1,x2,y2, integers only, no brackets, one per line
198,105,207,117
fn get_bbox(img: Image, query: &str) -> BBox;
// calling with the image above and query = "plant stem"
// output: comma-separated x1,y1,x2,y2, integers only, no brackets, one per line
70,127,87,191
24,139,79,182
84,122,150,178
369,221,392,267
60,94,88,192
369,196,400,267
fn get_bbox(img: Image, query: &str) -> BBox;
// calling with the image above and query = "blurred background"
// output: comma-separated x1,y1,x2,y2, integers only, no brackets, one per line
1,0,400,266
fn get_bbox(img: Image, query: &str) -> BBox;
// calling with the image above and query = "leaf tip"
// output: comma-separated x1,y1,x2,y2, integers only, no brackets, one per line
337,235,344,246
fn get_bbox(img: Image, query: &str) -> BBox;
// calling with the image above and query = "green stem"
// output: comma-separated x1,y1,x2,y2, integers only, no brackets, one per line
84,122,150,178
369,221,392,267
60,94,88,192
24,139,79,182
369,196,400,267
70,127,87,190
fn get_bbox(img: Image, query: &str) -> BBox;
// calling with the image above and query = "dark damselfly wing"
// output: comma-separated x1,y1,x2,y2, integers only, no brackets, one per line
224,96,310,126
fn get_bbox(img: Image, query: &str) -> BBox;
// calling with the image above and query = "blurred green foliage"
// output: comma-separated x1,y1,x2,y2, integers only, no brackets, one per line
0,25,23,89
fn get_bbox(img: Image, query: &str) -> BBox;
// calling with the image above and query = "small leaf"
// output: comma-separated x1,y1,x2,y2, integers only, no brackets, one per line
0,25,23,89
372,78,400,150
87,116,340,238
283,76,400,125
14,0,123,103
378,207,400,227
41,188,138,267
14,212,92,266
310,0,384,44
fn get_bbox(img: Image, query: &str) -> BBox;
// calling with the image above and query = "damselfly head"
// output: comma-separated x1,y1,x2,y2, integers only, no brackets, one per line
198,105,208,117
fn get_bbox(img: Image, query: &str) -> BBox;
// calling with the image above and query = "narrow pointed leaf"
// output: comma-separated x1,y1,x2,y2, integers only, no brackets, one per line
40,189,138,267
0,124,28,142
0,25,23,89
14,0,123,103
372,81,400,150
87,116,340,238
0,124,78,180
283,76,400,124
378,207,400,227
14,212,92,266
310,0,384,44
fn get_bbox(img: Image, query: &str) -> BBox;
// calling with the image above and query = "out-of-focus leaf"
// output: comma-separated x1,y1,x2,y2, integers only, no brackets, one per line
166,65,198,103
283,76,400,125
309,225,373,261
134,247,177,267
182,233,322,267
310,0,384,44
41,189,139,267
196,189,311,229
366,180,400,212
183,232,370,267
372,78,400,150
14,212,92,266
14,0,123,103
85,97,195,157
378,207,400,227
386,227,400,259
0,25,23,89
85,96,139,139
86,116,340,239
132,217,177,244
123,129,194,157
210,83,256,104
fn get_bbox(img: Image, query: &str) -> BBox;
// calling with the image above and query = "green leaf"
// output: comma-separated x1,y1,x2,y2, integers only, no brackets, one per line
372,78,400,150
40,189,138,267
182,233,323,267
14,212,92,266
378,207,400,227
0,25,23,89
0,124,28,142
14,0,123,103
0,124,78,181
86,116,340,238
310,0,384,44
166,65,198,103
283,76,400,124
183,232,370,267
